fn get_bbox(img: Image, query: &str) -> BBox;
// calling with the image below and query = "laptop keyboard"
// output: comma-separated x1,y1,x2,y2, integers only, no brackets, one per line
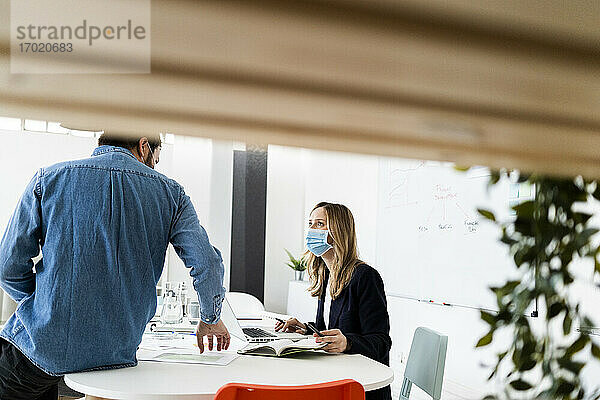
242,327,277,338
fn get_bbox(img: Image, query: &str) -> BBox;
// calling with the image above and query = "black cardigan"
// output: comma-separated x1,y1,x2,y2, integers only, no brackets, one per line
307,264,392,400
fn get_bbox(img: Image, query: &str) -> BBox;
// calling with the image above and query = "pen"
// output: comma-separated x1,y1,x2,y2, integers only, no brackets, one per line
275,317,286,324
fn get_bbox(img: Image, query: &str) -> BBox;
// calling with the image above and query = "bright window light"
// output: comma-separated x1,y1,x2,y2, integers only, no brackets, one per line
164,133,175,144
232,142,246,151
70,129,97,138
47,122,70,134
24,119,47,132
0,117,22,131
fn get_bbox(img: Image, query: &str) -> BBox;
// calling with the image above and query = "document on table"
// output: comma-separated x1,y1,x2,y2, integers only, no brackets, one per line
137,333,239,365
138,333,198,352
138,348,238,366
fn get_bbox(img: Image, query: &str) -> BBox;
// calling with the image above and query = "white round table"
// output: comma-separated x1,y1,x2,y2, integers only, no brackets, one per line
65,352,394,399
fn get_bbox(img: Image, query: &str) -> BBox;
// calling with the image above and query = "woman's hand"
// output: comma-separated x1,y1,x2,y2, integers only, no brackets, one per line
274,317,307,334
315,329,348,353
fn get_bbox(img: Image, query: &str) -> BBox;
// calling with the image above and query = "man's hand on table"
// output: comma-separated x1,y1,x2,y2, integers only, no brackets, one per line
195,320,230,353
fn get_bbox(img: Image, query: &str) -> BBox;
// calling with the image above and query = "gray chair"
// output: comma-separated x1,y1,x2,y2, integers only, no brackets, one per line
399,327,448,400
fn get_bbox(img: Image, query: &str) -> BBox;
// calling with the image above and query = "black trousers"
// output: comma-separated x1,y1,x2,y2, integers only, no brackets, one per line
0,338,61,400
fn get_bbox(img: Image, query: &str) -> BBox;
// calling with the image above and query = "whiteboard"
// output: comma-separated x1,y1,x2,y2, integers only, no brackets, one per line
375,158,532,312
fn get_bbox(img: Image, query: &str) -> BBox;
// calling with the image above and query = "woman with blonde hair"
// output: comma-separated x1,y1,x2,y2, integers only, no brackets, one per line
276,202,391,400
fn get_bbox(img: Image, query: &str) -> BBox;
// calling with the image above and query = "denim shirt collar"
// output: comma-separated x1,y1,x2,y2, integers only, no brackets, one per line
92,145,137,160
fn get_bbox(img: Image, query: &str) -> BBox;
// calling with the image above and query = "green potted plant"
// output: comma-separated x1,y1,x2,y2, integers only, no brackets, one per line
285,249,307,281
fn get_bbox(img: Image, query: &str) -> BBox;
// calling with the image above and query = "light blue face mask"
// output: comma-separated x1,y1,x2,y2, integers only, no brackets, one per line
306,229,333,257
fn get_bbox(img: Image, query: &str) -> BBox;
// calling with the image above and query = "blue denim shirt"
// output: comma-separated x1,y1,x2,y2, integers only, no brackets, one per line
0,145,225,375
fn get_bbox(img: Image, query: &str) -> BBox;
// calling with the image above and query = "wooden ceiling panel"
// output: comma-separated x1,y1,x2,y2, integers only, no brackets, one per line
0,0,599,178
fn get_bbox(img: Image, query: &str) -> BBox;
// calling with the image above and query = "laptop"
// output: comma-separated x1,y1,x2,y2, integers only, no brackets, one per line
221,297,308,343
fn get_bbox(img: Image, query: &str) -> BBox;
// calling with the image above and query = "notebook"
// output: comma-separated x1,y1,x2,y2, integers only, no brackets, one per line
237,338,326,357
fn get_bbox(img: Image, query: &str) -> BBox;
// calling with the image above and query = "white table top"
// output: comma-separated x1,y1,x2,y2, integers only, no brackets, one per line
65,350,394,399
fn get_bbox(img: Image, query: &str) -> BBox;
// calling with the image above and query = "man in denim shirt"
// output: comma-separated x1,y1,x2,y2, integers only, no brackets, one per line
0,133,230,399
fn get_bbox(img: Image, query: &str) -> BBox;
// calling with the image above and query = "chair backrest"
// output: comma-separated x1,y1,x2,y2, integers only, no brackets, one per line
225,292,265,319
215,379,365,400
400,327,448,400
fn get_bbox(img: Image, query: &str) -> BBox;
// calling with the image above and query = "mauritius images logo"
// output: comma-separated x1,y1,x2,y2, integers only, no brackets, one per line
11,0,151,73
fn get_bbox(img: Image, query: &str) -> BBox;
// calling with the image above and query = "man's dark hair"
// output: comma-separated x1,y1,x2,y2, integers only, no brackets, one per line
98,132,162,151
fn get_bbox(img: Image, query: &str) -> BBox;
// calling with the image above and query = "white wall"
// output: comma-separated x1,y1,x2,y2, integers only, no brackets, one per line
264,146,306,313
0,130,98,321
0,130,98,234
264,147,380,314
208,140,234,290
303,149,379,266
159,135,233,290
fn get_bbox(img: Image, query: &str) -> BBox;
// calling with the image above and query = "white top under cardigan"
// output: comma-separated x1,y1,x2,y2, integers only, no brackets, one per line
323,280,332,329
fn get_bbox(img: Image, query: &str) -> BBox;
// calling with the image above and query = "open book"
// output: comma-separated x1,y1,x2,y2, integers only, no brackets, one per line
238,338,327,357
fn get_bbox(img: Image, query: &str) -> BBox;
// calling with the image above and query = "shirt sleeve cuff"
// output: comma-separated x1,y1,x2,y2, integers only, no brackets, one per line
199,292,224,324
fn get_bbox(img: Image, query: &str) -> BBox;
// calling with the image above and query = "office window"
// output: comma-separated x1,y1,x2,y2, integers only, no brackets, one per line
0,117,22,131
70,129,99,138
161,132,175,145
24,119,47,132
47,122,70,134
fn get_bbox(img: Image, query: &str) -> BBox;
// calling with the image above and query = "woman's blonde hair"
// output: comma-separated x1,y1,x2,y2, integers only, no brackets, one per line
305,202,362,299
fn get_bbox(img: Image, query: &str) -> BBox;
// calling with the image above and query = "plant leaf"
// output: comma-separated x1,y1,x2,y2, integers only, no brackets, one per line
517,173,530,183
477,209,496,222
565,335,590,358
563,313,572,335
593,185,600,201
481,311,496,326
575,228,599,248
548,302,563,319
476,331,493,347
500,233,518,246
557,357,585,374
518,358,536,372
284,249,293,258
510,379,532,391
592,343,600,360
556,379,576,395
489,171,501,185
513,201,535,218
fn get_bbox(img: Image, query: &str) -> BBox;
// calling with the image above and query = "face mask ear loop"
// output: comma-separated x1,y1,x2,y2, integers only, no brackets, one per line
146,142,154,160
145,142,157,168
325,230,335,248
326,231,338,263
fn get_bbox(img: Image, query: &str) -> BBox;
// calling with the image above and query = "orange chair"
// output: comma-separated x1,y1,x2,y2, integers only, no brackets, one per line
214,379,365,400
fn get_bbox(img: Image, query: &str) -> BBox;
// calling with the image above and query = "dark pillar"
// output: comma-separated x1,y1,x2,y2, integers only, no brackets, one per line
229,145,268,302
